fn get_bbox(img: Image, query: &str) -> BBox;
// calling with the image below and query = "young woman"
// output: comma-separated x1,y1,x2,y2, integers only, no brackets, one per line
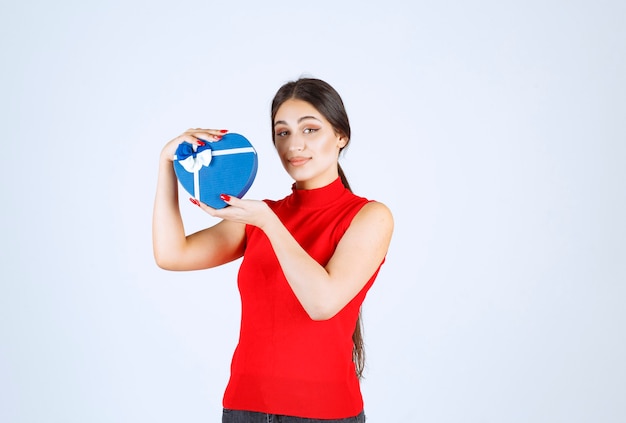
152,78,393,422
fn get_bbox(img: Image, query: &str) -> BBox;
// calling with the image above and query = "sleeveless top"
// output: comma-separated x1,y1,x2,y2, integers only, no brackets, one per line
222,178,384,419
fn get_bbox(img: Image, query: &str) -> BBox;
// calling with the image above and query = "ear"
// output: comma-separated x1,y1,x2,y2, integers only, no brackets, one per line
337,135,348,149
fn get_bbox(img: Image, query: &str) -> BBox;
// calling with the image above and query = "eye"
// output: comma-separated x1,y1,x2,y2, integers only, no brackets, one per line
274,130,289,138
303,128,319,134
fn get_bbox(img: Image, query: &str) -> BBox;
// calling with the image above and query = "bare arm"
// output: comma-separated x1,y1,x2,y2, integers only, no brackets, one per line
152,129,246,271
201,197,394,320
262,201,393,320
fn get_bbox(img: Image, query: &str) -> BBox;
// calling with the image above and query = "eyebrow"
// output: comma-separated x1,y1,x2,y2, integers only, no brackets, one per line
273,115,322,127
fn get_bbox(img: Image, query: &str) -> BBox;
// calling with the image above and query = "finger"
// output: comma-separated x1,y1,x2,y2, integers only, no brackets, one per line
184,128,224,133
175,134,207,147
220,193,243,205
205,194,238,217
191,197,220,216
185,128,229,142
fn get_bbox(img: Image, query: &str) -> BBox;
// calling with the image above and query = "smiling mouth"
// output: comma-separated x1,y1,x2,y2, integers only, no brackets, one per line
288,157,310,166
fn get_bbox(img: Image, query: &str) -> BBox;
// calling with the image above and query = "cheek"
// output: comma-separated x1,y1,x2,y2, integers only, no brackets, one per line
274,142,286,155
275,145,292,165
322,138,341,155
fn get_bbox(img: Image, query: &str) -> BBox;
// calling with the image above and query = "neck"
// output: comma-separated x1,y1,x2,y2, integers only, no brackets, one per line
289,177,346,209
294,170,339,190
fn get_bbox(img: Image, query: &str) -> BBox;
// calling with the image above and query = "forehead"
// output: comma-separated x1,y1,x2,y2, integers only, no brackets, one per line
274,99,325,124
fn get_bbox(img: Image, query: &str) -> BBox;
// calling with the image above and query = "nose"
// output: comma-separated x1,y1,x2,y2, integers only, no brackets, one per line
288,133,305,152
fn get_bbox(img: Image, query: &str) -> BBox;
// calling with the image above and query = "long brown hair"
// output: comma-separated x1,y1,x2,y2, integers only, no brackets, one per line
271,78,366,378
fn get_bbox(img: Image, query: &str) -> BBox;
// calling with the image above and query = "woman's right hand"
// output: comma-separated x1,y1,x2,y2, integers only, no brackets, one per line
160,128,229,162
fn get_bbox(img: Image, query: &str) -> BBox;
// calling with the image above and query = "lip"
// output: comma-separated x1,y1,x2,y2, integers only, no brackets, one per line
288,157,311,167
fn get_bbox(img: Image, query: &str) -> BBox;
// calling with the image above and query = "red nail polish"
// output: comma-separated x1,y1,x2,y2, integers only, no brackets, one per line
220,129,228,133
214,135,223,140
197,140,206,146
189,198,200,206
220,194,231,202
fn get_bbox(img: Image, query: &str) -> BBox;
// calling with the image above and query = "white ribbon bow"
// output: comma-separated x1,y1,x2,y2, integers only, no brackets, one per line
177,149,213,172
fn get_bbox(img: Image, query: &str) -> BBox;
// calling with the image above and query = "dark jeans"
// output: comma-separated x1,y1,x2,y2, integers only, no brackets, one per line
222,409,366,423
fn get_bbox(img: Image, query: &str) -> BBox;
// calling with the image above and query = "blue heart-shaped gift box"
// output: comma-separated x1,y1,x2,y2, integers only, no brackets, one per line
173,133,258,208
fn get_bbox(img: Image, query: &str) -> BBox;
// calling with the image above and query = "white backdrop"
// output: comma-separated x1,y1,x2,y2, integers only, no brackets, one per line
1,1,625,422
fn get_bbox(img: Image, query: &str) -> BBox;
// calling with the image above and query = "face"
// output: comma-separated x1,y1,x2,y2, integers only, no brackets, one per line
273,99,347,190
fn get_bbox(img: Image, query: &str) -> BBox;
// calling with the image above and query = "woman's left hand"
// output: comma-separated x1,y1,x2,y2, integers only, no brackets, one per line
194,195,277,230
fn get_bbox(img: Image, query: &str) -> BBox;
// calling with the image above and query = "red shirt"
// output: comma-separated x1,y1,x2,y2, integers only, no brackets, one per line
222,178,384,419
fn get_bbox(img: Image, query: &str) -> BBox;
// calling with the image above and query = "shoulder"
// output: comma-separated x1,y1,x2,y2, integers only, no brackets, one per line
352,201,394,233
263,191,290,210
335,200,393,263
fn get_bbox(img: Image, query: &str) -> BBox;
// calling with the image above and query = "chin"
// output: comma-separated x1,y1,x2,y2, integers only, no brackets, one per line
286,168,314,182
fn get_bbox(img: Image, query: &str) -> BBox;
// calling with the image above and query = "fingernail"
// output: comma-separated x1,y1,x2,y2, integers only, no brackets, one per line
189,198,200,206
220,129,228,133
220,194,231,202
214,135,223,140
197,140,206,146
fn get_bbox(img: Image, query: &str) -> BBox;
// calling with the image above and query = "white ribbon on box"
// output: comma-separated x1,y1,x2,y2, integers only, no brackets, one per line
174,147,256,200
